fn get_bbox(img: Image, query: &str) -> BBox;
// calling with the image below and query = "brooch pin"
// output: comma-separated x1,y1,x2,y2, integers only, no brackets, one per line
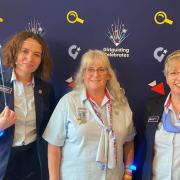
38,89,42,94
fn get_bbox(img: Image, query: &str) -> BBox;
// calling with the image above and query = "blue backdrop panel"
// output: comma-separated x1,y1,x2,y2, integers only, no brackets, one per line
0,0,180,178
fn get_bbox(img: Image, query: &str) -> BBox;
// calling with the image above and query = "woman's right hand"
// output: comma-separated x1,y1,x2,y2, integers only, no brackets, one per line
0,106,16,130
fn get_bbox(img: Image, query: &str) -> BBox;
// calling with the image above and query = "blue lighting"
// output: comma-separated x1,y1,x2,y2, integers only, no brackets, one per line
0,130,4,137
128,164,136,171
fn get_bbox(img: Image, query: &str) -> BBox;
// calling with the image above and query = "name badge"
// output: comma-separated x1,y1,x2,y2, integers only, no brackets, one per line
77,107,88,124
148,116,159,123
0,85,12,94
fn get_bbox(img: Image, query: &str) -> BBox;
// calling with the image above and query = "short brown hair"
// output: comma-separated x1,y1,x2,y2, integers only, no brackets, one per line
2,31,52,80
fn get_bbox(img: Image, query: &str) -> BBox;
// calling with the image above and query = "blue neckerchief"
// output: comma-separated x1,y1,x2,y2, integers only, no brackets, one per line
162,110,180,133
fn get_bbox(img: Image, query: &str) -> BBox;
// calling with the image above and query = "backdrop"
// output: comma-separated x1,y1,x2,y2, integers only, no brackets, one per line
0,0,180,178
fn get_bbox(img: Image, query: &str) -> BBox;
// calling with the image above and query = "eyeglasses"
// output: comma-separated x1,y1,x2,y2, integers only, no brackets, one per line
168,71,180,78
85,67,107,75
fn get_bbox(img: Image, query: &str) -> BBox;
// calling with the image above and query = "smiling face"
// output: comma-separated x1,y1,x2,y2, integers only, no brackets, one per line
15,38,42,77
77,50,112,96
83,64,110,93
165,58,180,98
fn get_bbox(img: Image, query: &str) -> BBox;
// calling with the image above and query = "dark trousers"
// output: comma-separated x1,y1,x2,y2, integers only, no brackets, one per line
3,141,41,180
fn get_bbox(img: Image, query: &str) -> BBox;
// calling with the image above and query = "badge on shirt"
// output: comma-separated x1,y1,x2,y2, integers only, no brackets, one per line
77,107,88,124
148,115,159,123
0,85,12,94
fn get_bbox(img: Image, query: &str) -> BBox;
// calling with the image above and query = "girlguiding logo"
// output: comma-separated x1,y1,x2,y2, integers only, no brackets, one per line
103,19,130,59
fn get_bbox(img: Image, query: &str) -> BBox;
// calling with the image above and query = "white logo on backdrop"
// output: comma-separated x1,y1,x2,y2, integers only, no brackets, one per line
103,19,130,59
154,47,168,62
68,45,81,60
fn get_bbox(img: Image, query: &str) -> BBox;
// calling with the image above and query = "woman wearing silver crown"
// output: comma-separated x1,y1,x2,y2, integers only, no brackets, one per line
43,50,135,180
0,31,55,180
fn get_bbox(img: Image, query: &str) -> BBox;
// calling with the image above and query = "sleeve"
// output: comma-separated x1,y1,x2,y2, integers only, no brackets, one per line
124,103,136,142
42,95,68,146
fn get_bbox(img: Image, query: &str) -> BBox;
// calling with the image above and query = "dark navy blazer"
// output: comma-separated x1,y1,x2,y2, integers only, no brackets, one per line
0,68,55,180
142,95,167,180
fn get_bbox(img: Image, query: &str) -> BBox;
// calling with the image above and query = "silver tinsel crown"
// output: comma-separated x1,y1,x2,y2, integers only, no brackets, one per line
26,18,45,36
106,19,130,47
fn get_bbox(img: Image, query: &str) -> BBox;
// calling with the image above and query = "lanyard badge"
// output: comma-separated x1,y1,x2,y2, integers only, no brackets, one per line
148,116,159,123
77,107,88,124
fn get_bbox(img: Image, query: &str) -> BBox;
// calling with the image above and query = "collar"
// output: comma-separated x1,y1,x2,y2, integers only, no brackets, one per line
11,69,35,87
164,93,173,113
80,87,114,105
80,88,88,104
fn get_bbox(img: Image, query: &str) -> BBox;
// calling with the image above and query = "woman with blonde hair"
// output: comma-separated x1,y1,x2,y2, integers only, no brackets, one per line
43,49,135,180
142,50,180,180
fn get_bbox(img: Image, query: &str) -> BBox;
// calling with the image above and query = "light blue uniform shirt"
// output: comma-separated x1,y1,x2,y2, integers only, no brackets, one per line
153,94,180,180
11,70,36,146
43,88,135,180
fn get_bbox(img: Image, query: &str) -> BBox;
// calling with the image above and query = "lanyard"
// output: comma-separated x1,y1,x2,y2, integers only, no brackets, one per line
86,89,112,127
86,89,117,166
